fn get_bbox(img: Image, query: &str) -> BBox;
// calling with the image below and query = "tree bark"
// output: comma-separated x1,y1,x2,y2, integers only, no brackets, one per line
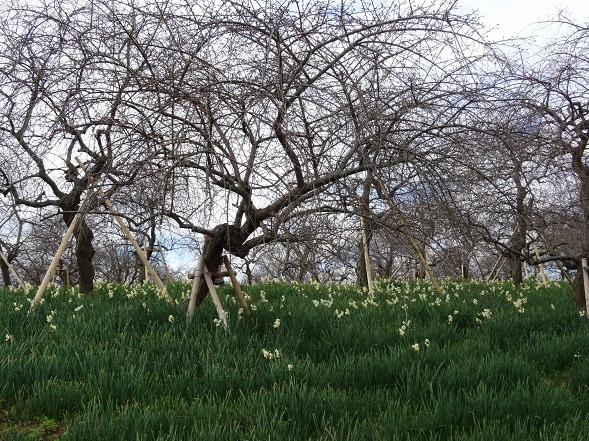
507,250,523,287
383,247,395,278
194,224,246,307
414,244,427,280
573,174,589,309
356,237,373,286
572,269,586,309
74,218,95,294
572,148,589,310
62,210,95,294
1,259,10,287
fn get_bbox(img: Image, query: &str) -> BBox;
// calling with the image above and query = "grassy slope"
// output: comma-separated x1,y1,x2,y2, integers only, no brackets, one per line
1,279,588,440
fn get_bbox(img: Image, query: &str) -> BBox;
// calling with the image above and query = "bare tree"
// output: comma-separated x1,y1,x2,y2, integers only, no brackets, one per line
0,2,117,292
0,0,166,292
0,0,498,295
111,0,492,303
508,18,589,307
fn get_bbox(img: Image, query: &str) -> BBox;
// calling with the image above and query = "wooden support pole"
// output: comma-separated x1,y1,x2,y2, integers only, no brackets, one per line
158,244,172,282
189,271,233,279
31,211,82,310
582,258,589,318
360,215,374,297
536,231,573,285
143,242,149,284
487,255,506,281
75,157,172,303
187,252,205,320
224,256,249,316
391,255,411,278
143,244,172,283
405,232,443,294
203,264,228,330
0,248,25,289
555,259,574,285
187,254,249,321
533,242,549,287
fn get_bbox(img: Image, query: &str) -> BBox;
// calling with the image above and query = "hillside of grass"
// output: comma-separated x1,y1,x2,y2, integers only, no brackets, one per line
1,279,588,440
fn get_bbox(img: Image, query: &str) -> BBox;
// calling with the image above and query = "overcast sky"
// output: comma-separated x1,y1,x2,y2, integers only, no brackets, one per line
457,0,587,41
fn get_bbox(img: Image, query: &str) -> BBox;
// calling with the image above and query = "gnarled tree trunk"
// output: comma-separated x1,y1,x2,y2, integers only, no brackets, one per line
194,224,248,307
572,269,586,309
75,218,95,294
507,250,523,287
356,233,374,287
63,209,96,294
572,150,589,310
1,259,10,287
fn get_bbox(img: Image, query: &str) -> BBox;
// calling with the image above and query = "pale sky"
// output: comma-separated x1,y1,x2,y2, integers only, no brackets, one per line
458,0,587,41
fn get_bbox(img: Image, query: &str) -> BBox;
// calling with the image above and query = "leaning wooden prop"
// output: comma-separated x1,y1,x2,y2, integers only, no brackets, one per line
29,158,173,310
186,240,250,330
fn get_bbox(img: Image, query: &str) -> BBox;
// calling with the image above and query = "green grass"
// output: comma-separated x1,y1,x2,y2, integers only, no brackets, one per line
1,278,588,440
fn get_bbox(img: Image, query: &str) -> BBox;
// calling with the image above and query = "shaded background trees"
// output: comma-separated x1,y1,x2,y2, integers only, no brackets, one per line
508,18,589,307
